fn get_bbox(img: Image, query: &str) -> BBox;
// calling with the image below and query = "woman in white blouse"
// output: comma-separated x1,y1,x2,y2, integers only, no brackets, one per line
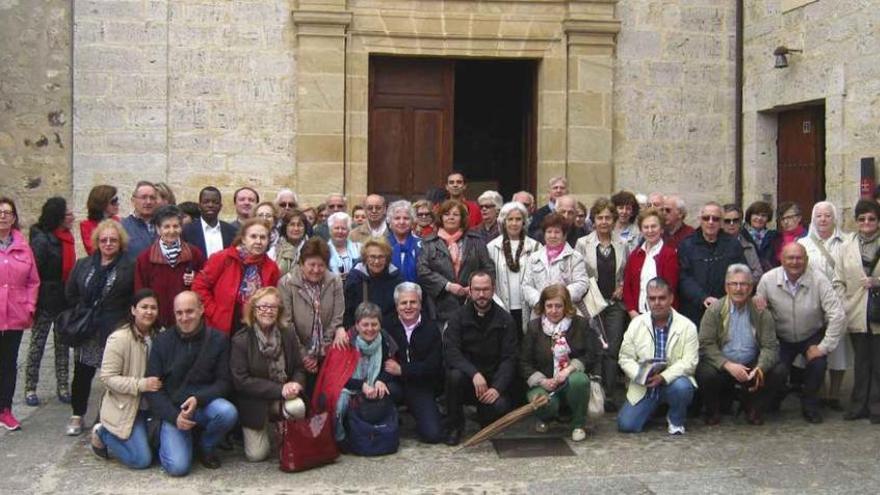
487,202,540,335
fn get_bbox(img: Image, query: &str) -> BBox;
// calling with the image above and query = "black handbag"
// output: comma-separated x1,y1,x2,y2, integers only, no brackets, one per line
55,303,99,347
867,255,880,324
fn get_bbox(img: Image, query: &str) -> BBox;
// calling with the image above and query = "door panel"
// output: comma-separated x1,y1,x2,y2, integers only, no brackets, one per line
777,106,825,217
369,57,454,199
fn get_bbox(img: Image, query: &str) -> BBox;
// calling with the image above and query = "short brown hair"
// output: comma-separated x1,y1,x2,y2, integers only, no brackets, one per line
232,218,272,247
637,206,666,230
299,237,330,266
590,197,618,223
435,199,469,231
0,197,20,230
360,238,392,262
744,201,774,224
242,287,285,328
535,284,577,317
86,185,118,221
541,212,569,234
91,219,129,252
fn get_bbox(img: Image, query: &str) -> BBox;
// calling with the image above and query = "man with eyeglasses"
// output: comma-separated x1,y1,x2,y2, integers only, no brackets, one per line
662,195,695,250
121,181,159,260
677,202,747,327
722,204,764,281
312,193,347,241
697,264,786,426
274,189,299,219
350,194,388,243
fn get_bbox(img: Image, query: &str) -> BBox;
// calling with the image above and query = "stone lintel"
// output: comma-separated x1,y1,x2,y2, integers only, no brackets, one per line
563,19,621,46
292,10,352,36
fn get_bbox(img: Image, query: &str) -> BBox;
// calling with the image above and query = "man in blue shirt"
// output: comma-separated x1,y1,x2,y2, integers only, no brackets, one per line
120,181,158,260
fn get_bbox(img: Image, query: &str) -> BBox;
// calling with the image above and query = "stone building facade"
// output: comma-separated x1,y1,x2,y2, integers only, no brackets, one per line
0,0,876,228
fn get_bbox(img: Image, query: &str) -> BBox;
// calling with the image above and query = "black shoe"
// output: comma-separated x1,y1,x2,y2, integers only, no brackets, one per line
870,415,880,424
821,398,844,411
198,451,221,469
802,409,823,424
444,427,462,447
604,402,618,413
843,410,868,421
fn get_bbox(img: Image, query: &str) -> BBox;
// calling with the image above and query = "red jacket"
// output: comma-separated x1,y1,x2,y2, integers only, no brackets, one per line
622,242,679,313
464,200,482,230
192,246,280,335
311,344,359,424
134,241,205,328
80,216,120,255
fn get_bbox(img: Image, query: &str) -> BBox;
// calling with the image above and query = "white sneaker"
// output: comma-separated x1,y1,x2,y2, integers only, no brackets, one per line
534,421,549,433
66,415,83,436
571,428,587,442
667,417,686,435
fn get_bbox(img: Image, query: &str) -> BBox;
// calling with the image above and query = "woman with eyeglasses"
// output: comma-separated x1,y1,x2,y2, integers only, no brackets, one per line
833,200,880,422
721,204,763,281
253,202,281,261
80,185,121,255
343,239,403,329
622,207,679,318
412,199,436,238
742,201,781,271
470,191,502,244
774,201,807,263
231,287,306,462
385,200,421,283
275,209,309,275
799,201,850,411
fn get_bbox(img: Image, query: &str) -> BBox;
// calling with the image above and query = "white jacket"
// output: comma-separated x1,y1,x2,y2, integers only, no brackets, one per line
575,231,628,298
522,243,588,321
487,235,540,319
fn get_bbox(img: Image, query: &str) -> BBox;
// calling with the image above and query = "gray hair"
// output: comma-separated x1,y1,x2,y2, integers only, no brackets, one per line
354,301,382,322
646,277,672,293
386,199,415,224
275,188,298,204
498,201,530,230
477,190,503,210
725,263,754,283
667,195,687,217
327,211,350,229
548,176,567,188
393,282,423,304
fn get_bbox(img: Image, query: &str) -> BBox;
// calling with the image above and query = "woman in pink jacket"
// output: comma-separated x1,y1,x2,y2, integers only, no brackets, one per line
0,197,40,431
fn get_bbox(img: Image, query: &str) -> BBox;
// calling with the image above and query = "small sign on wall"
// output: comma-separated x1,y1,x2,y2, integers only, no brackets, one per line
861,157,876,199
803,120,811,134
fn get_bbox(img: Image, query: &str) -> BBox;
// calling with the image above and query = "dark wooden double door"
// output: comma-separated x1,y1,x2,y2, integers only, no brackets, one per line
777,105,825,216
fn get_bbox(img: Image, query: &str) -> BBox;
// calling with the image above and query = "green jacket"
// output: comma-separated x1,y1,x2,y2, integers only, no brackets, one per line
698,297,778,373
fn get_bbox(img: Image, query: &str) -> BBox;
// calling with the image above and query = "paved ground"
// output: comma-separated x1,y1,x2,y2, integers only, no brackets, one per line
3,333,880,494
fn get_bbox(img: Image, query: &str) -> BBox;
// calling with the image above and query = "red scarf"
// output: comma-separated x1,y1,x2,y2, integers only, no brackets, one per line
54,227,75,282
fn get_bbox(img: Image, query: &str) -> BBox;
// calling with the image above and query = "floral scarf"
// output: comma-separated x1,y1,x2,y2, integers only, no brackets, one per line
237,247,264,305
437,228,464,279
299,279,325,357
541,316,572,377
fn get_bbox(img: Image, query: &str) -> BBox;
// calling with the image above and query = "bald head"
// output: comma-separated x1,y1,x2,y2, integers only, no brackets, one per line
174,291,204,333
555,195,577,226
780,242,808,281
364,194,387,227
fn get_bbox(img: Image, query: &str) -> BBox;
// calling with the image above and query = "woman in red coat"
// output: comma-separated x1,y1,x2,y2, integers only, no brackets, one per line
80,185,120,255
193,218,281,335
622,207,679,318
134,206,205,328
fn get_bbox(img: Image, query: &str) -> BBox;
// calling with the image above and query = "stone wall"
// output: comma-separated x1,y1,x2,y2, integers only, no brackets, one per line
0,0,72,228
742,0,880,221
72,0,296,218
612,0,738,215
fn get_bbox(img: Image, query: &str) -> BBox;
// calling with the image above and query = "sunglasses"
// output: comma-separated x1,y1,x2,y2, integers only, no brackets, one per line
277,202,296,208
110,197,119,206
722,218,741,225
701,215,721,223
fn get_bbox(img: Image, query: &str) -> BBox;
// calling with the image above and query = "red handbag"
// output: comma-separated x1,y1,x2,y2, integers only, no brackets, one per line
278,411,339,472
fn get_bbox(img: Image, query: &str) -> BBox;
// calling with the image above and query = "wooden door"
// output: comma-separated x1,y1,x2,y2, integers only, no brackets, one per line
777,106,825,216
369,57,454,199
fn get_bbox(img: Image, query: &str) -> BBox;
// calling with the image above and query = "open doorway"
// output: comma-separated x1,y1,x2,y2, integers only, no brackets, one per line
368,56,537,201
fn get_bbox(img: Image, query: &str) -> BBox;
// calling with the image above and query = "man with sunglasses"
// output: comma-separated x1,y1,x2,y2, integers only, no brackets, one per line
677,202,747,326
349,194,388,243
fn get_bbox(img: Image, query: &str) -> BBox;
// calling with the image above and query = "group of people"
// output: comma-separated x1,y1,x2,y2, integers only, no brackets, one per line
1,171,879,476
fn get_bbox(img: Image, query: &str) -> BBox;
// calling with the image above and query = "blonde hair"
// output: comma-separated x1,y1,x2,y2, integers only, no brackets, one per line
90,219,130,253
242,287,284,328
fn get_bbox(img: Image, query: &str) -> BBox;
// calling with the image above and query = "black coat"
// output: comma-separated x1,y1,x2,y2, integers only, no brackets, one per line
443,302,518,393
230,325,306,430
519,315,600,382
385,314,443,391
181,220,236,258
29,226,66,314
343,263,403,328
145,323,231,424
528,204,553,240
677,230,747,325
65,255,136,343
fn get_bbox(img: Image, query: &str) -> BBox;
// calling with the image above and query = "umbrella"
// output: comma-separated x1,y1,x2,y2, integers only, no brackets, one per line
455,393,551,451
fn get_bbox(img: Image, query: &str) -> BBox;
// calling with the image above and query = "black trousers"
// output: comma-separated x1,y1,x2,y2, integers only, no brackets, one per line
696,360,786,415
71,361,97,416
598,303,628,400
778,332,826,412
388,381,444,443
849,330,880,416
445,369,511,429
0,331,24,410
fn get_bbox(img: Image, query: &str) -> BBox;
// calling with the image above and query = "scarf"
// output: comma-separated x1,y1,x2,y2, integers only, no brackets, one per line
160,238,182,267
859,230,880,273
437,228,464,279
84,252,121,306
299,279,325,356
745,225,767,247
254,325,287,384
546,243,565,263
329,239,359,275
54,227,75,283
335,333,383,440
388,232,419,282
502,235,524,273
237,247,264,305
541,316,572,377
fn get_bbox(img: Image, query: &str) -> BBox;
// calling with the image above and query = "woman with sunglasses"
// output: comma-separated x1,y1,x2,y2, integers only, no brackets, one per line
721,204,764,281
80,185,121,255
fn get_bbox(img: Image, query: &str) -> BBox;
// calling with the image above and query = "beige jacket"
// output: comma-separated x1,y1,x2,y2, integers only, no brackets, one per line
99,325,151,440
619,309,699,405
832,234,880,334
349,222,387,244
278,266,345,352
522,244,588,321
575,231,628,295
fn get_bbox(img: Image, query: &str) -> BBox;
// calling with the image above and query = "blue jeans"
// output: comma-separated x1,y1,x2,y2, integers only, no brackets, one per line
158,398,238,477
97,412,152,469
618,377,695,433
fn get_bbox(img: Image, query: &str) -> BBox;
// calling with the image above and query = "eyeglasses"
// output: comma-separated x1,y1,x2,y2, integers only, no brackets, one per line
98,237,119,244
365,205,385,212
479,204,495,210
366,255,386,262
722,218,741,225
660,207,673,213
416,212,432,218
701,215,721,223
726,281,751,288
255,304,279,312
256,213,274,220
857,216,878,223
277,202,296,208
110,197,119,205
0,210,15,217
781,214,801,222
327,203,345,210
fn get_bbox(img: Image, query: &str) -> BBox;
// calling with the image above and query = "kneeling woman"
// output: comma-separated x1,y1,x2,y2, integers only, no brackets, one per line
231,287,306,462
519,284,600,442
91,289,162,468
315,302,398,444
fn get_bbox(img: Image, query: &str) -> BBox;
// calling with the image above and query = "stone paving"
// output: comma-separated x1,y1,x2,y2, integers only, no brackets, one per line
3,333,879,494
